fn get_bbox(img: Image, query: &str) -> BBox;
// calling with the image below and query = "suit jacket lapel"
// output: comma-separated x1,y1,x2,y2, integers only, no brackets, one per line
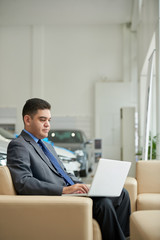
21,131,60,175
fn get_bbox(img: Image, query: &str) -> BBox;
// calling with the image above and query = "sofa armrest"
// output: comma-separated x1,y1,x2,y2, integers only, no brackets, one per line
124,177,137,212
0,195,97,240
93,219,102,240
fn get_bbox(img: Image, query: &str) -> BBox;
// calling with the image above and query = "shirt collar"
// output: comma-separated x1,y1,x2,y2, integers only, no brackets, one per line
23,129,39,143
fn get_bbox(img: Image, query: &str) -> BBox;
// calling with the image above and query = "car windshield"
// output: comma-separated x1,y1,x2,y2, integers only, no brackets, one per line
0,127,14,139
50,130,84,143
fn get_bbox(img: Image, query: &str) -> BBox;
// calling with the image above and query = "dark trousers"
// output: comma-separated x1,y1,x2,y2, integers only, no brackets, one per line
92,188,130,240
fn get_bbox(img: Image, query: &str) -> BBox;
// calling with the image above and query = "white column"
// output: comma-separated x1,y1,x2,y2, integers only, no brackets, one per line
130,32,138,104
156,1,160,159
122,24,131,82
31,25,44,98
137,73,146,152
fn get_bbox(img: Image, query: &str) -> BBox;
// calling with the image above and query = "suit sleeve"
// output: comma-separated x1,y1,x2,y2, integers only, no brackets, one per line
7,139,64,195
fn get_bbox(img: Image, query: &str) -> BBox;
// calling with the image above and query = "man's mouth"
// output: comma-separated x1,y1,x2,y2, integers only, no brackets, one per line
43,129,49,133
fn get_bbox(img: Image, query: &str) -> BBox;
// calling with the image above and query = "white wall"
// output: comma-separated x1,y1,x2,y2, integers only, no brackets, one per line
45,25,123,113
0,26,32,131
0,24,124,136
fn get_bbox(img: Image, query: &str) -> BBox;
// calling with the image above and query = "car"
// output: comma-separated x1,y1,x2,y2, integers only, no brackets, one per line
48,129,94,177
0,147,7,166
0,135,9,166
0,129,14,166
0,127,15,139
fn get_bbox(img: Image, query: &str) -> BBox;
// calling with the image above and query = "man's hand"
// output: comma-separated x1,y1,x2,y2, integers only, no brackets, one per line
62,183,89,194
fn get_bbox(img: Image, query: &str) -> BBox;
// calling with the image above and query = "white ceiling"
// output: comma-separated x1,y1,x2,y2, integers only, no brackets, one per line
0,0,135,25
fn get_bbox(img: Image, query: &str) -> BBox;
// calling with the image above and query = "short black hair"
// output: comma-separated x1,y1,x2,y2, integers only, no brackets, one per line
22,98,51,119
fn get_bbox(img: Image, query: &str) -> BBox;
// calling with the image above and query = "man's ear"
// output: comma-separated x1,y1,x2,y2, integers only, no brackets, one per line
24,115,31,126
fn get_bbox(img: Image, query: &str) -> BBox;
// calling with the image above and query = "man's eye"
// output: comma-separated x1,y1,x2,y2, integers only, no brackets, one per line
40,119,46,122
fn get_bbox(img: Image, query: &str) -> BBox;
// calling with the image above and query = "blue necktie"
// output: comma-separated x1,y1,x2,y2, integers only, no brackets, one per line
38,139,74,186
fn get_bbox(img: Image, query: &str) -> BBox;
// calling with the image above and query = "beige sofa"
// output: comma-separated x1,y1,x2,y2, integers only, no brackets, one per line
0,165,136,240
2,161,159,240
135,160,160,211
129,160,160,240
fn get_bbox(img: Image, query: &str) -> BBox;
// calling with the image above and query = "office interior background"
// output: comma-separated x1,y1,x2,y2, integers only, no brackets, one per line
0,0,159,177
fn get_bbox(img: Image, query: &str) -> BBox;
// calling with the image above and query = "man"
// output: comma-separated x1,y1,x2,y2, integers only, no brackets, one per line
7,98,130,240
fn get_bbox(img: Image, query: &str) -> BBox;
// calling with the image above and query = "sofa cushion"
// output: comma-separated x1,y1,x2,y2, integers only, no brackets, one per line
137,193,160,210
130,210,160,240
136,160,160,194
0,166,16,195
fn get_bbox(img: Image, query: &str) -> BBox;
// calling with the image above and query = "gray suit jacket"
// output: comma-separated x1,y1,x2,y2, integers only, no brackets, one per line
7,130,82,195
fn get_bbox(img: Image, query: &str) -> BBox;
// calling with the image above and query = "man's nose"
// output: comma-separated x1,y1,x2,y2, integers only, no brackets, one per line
45,120,50,127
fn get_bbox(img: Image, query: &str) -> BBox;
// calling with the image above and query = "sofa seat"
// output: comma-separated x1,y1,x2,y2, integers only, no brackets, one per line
137,193,160,210
0,195,102,240
130,210,160,240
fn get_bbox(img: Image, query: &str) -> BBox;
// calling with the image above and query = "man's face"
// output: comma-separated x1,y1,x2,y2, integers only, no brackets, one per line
24,109,51,139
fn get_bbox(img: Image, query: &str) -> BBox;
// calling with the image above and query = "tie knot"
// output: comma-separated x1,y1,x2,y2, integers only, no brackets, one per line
38,139,42,144
38,139,45,148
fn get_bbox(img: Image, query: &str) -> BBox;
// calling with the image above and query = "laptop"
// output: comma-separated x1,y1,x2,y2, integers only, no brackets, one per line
65,158,131,197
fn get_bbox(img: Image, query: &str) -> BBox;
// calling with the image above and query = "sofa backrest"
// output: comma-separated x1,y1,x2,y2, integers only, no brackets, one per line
0,166,16,195
136,160,160,194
